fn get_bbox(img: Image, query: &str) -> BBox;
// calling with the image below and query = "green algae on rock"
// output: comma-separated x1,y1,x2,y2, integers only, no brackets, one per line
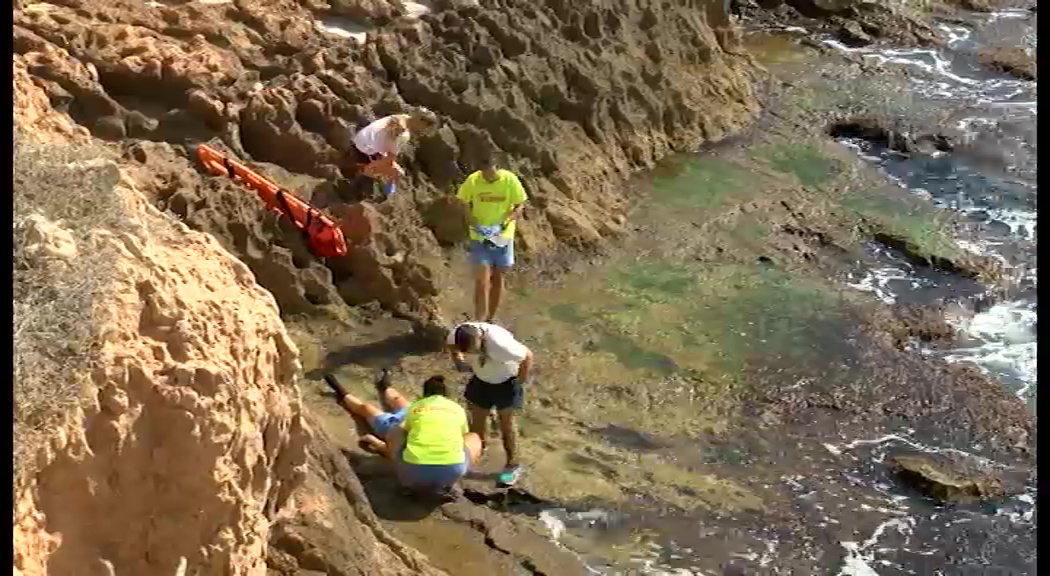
759,142,842,188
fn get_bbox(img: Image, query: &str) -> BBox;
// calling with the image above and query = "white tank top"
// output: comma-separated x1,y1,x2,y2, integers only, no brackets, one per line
353,116,409,156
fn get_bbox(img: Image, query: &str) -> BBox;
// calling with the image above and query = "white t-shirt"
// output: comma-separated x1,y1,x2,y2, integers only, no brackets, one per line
353,115,409,156
447,322,529,384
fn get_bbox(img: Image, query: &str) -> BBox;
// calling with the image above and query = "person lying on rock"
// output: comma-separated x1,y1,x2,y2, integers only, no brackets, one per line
456,154,528,322
348,109,438,198
324,370,482,495
447,322,534,486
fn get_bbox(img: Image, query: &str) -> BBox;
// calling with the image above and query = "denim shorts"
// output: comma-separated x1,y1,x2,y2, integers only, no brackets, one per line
396,449,470,490
370,407,408,437
468,239,514,269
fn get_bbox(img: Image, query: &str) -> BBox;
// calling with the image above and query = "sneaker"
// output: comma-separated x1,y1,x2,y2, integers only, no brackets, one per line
496,464,523,487
374,367,392,394
323,374,348,398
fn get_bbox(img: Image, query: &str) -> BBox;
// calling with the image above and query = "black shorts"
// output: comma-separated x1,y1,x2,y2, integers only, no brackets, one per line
347,147,381,171
464,376,523,411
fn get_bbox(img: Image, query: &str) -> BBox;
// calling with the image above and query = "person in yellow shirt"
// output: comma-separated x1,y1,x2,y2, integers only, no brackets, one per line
456,155,528,322
324,370,482,494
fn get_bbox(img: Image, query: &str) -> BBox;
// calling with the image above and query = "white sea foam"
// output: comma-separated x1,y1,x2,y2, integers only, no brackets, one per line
824,432,1008,469
837,518,915,576
943,300,1037,400
845,267,926,305
988,9,1033,21
821,40,979,86
937,24,972,46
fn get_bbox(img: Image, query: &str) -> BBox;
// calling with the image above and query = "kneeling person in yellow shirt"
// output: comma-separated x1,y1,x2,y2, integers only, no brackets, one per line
325,371,482,493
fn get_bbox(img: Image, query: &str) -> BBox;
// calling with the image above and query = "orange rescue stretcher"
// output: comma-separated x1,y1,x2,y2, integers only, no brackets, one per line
196,144,348,259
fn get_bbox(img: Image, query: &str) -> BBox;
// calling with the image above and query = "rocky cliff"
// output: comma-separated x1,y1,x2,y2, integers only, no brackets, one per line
11,134,450,575
14,0,760,330
14,0,765,573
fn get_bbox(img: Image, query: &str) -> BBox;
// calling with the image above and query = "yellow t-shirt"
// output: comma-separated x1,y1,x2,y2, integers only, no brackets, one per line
456,169,528,241
401,396,468,465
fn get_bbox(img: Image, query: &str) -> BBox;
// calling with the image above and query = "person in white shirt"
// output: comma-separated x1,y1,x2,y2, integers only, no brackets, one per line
345,110,437,197
446,322,534,485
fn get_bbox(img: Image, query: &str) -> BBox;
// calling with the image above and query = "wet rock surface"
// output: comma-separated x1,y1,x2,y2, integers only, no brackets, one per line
740,0,945,46
14,0,1037,574
887,452,1027,505
979,46,1037,80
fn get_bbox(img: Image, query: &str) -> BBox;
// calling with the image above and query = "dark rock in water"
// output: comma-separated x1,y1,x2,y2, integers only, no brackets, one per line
828,116,914,153
723,560,748,575
759,0,943,45
888,452,1025,505
985,219,1014,237
879,304,956,347
835,19,874,47
950,0,1017,12
912,132,953,153
979,47,1037,81
967,209,991,222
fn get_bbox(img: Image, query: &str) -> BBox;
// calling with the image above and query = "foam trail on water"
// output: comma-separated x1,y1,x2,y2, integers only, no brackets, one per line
821,40,979,86
837,518,915,576
943,301,1037,401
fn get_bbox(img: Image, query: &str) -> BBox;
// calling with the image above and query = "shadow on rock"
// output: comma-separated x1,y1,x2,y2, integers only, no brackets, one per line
343,449,447,522
306,332,437,379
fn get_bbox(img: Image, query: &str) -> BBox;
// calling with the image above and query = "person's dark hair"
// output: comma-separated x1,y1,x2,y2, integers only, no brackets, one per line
475,149,502,172
422,375,448,397
454,324,482,352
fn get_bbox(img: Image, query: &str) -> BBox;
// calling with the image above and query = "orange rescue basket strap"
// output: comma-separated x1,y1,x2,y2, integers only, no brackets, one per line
195,144,349,259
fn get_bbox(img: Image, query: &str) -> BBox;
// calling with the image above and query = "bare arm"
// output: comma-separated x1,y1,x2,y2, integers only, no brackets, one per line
502,203,525,227
447,344,472,372
502,173,528,228
516,348,534,383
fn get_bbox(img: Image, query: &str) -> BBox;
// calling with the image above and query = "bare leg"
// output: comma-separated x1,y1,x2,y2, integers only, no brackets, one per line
468,403,490,455
349,412,371,438
487,267,506,323
497,409,518,467
464,432,483,466
383,424,406,463
380,387,410,412
337,393,384,423
358,433,389,457
363,155,399,181
474,264,491,322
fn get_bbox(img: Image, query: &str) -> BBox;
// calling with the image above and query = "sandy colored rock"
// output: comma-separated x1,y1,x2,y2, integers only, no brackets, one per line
13,57,90,143
18,214,79,267
13,170,311,575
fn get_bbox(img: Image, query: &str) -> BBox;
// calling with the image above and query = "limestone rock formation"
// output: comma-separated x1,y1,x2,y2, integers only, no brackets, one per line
13,168,312,575
13,0,760,333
